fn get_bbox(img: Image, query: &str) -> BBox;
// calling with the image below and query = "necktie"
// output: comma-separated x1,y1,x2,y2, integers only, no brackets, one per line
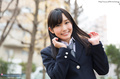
68,40,75,57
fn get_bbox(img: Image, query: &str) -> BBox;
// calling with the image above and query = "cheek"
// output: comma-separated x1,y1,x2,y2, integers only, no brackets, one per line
53,29,61,36
68,24,73,31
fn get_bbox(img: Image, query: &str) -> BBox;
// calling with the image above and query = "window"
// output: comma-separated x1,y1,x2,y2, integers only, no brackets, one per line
21,50,28,55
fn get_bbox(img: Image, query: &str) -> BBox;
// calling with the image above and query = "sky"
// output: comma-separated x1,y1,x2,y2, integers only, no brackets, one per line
78,0,120,45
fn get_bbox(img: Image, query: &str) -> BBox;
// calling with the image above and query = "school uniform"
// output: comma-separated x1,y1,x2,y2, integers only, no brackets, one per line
40,39,109,79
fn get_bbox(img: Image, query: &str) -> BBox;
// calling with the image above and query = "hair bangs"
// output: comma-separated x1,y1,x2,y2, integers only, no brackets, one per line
49,10,63,29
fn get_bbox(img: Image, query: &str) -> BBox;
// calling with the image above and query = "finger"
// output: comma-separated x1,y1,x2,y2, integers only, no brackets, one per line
94,32,97,36
90,32,95,34
95,32,99,35
89,32,94,37
52,37,58,41
91,32,96,36
54,37,58,41
90,32,94,35
52,39,55,44
52,37,59,45
91,32,98,36
94,32,99,36
88,33,92,37
52,38,56,44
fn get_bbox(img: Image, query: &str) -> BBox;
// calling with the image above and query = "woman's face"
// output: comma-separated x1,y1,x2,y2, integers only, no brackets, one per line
49,13,73,43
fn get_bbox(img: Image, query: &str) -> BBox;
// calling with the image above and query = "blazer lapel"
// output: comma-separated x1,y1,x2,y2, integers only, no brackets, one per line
69,54,78,63
75,41,84,60
69,41,84,63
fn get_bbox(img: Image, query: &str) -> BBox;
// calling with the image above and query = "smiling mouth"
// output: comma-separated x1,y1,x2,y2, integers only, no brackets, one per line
61,32,69,36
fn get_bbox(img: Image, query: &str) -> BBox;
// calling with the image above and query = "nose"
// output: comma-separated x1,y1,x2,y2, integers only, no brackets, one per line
62,25,67,31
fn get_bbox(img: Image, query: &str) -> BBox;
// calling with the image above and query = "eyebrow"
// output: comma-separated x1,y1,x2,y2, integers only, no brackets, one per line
63,19,69,22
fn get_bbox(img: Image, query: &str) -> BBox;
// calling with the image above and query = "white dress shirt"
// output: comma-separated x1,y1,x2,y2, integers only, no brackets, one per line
61,37,76,52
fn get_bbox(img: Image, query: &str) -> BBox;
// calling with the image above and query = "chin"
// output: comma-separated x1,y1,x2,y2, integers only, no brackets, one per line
63,37,71,41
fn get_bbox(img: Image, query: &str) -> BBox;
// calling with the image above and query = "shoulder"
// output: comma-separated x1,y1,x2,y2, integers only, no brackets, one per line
41,46,52,55
40,46,54,60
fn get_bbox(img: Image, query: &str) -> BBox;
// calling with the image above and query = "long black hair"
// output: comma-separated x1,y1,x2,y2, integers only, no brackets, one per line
48,8,91,59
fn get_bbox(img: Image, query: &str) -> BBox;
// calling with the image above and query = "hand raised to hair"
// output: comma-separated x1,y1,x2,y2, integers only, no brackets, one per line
52,37,67,48
88,32,100,45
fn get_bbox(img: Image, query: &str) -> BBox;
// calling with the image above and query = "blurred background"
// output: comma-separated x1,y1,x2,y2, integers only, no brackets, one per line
0,0,120,79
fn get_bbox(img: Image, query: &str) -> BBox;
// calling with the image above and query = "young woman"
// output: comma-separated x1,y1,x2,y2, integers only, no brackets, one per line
41,8,109,79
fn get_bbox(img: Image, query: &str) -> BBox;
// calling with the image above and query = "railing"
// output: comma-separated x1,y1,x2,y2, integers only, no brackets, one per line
0,73,21,79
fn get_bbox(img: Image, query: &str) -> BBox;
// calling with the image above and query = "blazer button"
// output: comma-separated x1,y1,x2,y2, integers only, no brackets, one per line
76,65,80,69
65,52,68,55
64,56,67,58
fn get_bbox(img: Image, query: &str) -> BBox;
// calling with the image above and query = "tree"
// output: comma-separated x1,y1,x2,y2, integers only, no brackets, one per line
15,0,69,79
0,0,19,46
0,58,9,79
64,0,70,11
64,0,83,25
19,62,36,74
17,0,48,79
0,58,9,74
17,0,40,78
106,44,120,79
73,0,83,25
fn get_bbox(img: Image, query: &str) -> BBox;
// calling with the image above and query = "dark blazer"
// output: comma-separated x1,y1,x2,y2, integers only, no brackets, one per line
41,41,109,79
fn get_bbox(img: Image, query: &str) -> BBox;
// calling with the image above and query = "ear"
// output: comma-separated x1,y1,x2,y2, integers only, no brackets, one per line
48,27,54,34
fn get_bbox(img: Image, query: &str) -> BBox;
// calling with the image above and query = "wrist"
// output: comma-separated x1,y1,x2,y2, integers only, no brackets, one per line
58,44,67,48
91,41,100,45
62,45,67,48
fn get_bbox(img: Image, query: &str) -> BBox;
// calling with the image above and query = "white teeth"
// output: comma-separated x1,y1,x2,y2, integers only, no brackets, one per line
62,32,68,35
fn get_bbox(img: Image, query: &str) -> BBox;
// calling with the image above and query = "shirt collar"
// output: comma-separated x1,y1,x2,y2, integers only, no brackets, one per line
61,37,75,46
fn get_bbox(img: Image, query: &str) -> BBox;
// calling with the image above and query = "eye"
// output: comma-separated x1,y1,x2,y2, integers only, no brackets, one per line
56,24,60,27
65,22,69,24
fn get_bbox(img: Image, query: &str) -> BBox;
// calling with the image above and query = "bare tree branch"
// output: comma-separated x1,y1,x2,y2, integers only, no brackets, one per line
0,0,2,17
1,0,14,17
0,0,19,46
35,33,48,41
37,20,42,25
17,20,32,35
1,21,9,38
0,20,15,46
64,0,70,12
24,13,33,21
73,0,83,24
3,0,19,39
78,6,83,15
9,34,21,41
26,0,40,79
9,34,30,45
21,41,30,45
33,0,39,27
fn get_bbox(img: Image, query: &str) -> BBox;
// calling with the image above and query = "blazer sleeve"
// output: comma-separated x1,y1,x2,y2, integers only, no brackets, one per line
91,42,109,75
41,47,71,79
